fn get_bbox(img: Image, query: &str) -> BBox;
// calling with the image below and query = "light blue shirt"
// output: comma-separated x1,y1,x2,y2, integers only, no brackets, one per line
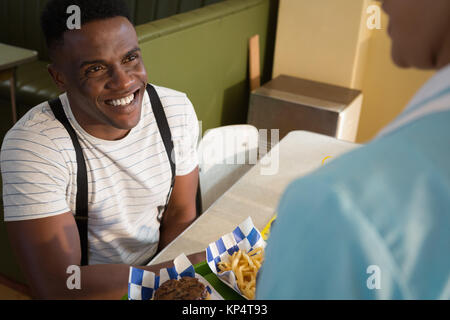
256,65,450,299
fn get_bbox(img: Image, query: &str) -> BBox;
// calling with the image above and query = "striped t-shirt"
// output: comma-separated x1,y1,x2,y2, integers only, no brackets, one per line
1,84,199,265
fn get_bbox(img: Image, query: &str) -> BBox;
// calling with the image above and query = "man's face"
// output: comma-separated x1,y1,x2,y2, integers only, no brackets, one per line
381,0,450,69
51,16,148,140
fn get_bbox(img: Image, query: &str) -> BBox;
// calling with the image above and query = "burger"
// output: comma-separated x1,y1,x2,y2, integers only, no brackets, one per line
153,277,210,300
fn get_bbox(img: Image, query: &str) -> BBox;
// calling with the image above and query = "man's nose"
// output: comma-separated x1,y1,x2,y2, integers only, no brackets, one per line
107,66,134,90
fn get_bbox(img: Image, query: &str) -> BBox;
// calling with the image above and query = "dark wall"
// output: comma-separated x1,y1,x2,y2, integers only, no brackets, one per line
0,0,225,60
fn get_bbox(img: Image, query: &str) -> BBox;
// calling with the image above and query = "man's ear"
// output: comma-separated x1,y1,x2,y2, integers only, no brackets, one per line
47,64,66,91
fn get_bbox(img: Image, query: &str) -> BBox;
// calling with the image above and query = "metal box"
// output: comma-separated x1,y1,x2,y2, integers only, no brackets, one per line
248,75,363,143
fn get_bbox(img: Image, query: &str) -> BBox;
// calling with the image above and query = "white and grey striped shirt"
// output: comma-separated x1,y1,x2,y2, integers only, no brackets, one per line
1,84,199,265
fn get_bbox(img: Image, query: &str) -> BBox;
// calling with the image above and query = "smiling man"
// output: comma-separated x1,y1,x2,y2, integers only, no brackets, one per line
1,0,202,299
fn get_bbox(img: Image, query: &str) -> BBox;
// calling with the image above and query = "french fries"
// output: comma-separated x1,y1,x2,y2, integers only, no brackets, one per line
217,247,264,299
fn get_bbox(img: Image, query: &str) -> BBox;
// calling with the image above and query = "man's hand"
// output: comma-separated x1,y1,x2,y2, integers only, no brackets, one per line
6,166,200,299
7,211,205,299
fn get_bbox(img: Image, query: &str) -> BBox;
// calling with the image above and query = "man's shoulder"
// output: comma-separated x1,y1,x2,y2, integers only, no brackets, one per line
1,100,67,153
152,84,194,111
152,84,188,100
145,83,197,125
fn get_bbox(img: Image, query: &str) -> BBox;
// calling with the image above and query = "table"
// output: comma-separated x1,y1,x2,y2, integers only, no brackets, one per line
0,43,38,123
149,130,361,265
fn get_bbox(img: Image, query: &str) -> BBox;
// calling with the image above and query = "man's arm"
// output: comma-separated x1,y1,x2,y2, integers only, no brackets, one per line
158,167,199,251
6,211,204,299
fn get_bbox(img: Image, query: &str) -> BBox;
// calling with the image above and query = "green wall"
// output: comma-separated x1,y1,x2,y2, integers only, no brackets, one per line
137,0,277,133
0,0,226,60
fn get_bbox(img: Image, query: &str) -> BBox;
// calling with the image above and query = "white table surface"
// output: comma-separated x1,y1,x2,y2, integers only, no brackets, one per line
149,130,361,265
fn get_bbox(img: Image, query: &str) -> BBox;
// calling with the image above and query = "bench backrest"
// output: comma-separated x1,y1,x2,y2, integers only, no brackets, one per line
0,0,225,60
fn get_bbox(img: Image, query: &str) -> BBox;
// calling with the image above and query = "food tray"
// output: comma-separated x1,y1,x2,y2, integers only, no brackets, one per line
122,260,243,300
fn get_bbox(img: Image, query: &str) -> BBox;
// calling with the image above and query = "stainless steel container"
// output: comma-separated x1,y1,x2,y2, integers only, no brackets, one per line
248,75,363,144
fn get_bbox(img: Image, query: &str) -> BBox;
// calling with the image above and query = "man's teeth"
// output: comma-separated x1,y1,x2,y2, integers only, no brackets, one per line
107,93,134,106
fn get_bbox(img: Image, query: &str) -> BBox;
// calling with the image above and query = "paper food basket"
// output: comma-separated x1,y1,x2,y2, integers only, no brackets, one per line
206,216,266,299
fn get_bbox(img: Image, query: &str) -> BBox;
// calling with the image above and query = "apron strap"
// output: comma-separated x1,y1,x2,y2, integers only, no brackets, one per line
146,84,176,222
48,97,89,266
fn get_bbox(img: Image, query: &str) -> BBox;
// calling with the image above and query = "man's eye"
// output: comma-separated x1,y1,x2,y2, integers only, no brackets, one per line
86,65,104,74
124,54,138,63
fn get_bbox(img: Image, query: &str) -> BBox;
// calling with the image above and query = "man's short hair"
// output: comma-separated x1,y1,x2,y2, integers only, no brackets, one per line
41,0,131,54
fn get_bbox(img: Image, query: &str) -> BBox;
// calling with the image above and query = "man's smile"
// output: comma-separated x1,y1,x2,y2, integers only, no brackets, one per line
103,87,142,114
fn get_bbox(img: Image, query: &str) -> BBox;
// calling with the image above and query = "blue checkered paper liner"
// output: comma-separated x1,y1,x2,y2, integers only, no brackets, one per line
128,253,219,300
206,217,266,298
